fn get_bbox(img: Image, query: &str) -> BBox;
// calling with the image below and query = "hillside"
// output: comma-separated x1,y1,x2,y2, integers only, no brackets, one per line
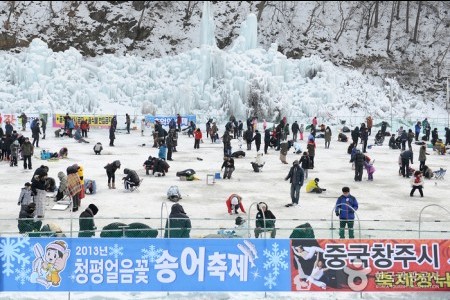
0,1,449,116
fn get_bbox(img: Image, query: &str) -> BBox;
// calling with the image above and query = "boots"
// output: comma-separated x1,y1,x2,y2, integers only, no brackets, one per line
112,183,116,189
108,183,111,189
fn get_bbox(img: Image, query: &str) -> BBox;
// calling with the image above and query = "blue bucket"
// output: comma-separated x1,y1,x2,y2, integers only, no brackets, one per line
214,172,221,179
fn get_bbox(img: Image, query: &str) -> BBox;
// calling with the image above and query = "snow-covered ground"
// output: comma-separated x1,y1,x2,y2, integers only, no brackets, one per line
1,121,449,299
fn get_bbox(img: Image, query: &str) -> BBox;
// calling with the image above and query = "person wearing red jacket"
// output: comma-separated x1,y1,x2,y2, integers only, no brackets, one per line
176,114,182,132
194,128,202,149
226,194,246,215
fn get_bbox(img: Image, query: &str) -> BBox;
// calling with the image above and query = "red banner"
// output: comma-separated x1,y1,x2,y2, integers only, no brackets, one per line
290,239,450,292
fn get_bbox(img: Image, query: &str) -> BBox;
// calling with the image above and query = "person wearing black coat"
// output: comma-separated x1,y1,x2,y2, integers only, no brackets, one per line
285,160,304,207
254,202,276,238
264,129,271,154
351,126,360,145
18,203,42,234
78,204,99,237
299,151,310,179
109,125,115,146
244,129,253,150
360,127,369,153
400,149,414,178
31,120,41,148
252,130,262,152
221,156,235,179
291,121,299,141
104,160,121,189
122,168,140,190
431,128,439,146
353,150,365,182
164,203,191,238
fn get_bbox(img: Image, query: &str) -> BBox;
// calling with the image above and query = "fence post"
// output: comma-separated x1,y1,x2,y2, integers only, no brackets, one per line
330,203,361,239
418,204,450,238
248,202,259,239
160,202,169,238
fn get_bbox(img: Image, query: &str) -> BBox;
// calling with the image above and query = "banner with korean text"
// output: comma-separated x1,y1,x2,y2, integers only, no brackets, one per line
144,115,196,127
0,238,448,292
53,114,114,129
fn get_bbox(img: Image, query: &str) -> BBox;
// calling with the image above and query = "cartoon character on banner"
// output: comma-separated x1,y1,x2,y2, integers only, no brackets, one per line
30,240,71,289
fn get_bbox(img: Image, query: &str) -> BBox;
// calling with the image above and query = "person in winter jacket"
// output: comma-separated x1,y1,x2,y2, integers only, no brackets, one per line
335,187,359,239
122,168,140,190
74,128,89,143
79,119,89,138
299,124,304,140
93,142,103,155
104,160,121,189
221,156,235,179
222,130,232,157
410,171,424,197
18,182,33,211
210,122,218,143
56,171,69,201
364,161,375,181
166,128,177,160
164,203,191,238
252,130,262,152
78,204,99,237
264,129,271,154
360,127,369,153
414,121,422,141
194,128,202,149
158,143,167,160
283,123,290,141
351,126,360,145
291,121,299,141
305,178,326,193
67,165,82,212
109,124,115,146
299,151,310,179
400,129,408,151
324,126,332,149
366,116,373,135
307,139,316,169
31,119,41,148
244,128,253,150
10,140,19,166
18,203,42,234
280,140,292,164
431,128,439,146
31,171,47,218
407,129,414,150
400,149,414,178
176,114,182,132
351,149,365,181
19,113,28,131
226,194,246,215
125,113,131,134
285,160,304,206
254,202,276,238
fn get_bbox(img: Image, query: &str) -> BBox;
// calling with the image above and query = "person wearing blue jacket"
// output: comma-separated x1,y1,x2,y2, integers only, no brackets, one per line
335,187,359,239
414,121,421,141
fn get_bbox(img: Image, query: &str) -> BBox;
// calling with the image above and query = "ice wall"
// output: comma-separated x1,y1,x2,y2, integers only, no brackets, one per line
200,1,216,47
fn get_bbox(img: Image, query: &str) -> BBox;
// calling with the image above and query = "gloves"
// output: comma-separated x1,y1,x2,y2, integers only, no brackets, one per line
335,211,340,217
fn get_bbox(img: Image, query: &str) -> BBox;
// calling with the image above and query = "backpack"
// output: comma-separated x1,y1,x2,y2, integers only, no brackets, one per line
30,119,37,130
167,186,181,202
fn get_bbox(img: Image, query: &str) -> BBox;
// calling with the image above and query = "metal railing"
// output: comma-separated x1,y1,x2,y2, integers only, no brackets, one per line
6,207,450,239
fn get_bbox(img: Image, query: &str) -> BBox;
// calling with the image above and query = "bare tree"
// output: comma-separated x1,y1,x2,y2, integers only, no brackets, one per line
365,2,376,41
386,1,396,53
183,1,199,28
303,2,321,36
406,1,410,33
4,1,16,30
256,1,268,22
396,1,401,20
412,0,422,43
435,43,450,79
334,2,358,42
374,1,379,28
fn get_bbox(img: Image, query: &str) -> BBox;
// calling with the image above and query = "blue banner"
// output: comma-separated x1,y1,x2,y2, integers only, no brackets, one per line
144,115,196,127
0,237,290,292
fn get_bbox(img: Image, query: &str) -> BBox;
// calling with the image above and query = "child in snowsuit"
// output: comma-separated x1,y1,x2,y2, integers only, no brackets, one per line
93,142,103,155
410,171,424,197
18,182,33,212
364,161,375,181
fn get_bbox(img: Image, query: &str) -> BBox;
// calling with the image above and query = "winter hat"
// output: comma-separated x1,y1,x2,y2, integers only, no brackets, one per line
235,216,245,226
342,187,350,193
231,196,239,205
13,140,19,145
293,160,299,165
88,204,99,215
314,178,319,182
24,182,31,187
